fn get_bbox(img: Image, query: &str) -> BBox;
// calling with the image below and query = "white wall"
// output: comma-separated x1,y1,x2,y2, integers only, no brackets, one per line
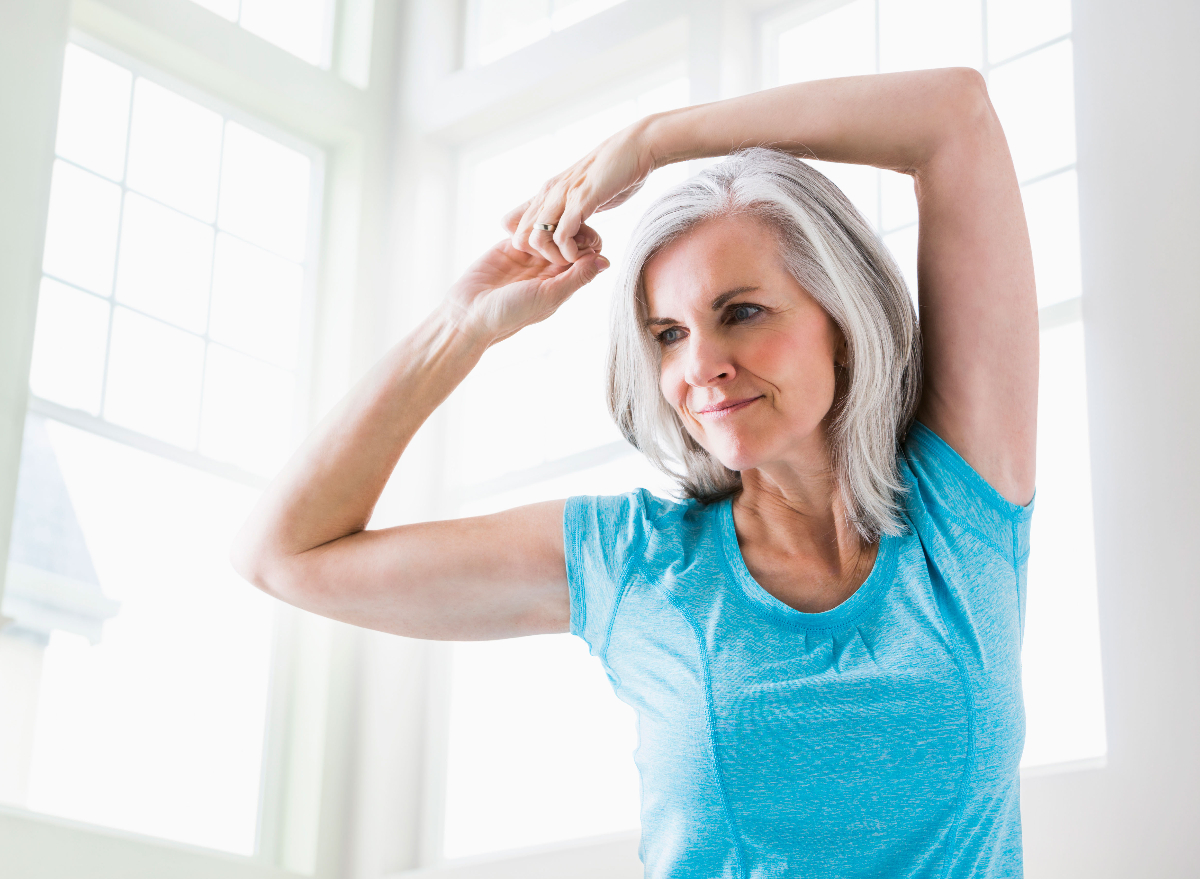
1020,1,1200,875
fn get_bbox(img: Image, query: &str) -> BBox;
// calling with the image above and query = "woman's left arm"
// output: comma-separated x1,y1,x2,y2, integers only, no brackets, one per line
508,67,1037,506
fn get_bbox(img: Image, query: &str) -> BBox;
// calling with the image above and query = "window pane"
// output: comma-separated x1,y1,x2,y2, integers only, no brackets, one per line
0,415,272,854
28,279,111,415
776,0,875,85
472,0,628,65
209,233,304,369
41,160,122,296
218,121,312,262
239,0,331,66
115,192,215,334
988,39,1076,183
446,453,673,860
103,307,205,448
450,79,689,487
988,0,1071,64
199,343,297,476
1023,170,1082,308
126,78,224,222
55,45,131,182
476,0,553,65
1021,322,1106,768
879,0,982,73
444,633,640,859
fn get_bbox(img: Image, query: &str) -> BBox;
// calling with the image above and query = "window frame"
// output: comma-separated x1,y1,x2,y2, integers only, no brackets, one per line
391,0,718,872
0,0,401,875
0,0,1128,876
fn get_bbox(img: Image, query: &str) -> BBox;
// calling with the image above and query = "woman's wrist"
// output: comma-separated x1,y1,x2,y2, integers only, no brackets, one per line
642,105,715,171
429,299,494,356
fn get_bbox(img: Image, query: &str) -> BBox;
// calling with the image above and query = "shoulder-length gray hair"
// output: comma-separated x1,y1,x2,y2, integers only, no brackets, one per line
606,147,922,541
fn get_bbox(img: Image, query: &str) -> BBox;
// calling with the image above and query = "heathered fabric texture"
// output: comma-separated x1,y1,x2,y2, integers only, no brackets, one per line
563,421,1034,878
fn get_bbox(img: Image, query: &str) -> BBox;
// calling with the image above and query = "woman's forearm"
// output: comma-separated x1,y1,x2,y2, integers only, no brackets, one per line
230,302,488,587
644,67,990,176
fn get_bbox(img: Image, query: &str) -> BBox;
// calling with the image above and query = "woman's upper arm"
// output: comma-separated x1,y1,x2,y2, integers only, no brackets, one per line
911,68,1038,507
247,498,571,641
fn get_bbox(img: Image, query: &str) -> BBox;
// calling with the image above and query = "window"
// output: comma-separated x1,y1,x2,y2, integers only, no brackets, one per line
765,0,1104,771
188,0,338,67
1,29,327,870
438,73,688,861
466,0,630,66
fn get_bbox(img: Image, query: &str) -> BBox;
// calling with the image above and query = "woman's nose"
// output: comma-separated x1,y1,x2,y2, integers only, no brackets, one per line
682,334,735,387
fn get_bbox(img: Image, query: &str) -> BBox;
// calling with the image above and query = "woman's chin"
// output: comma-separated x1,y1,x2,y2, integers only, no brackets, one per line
707,444,764,474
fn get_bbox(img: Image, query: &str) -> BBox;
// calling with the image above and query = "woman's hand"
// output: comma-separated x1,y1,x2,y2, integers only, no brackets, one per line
503,118,658,266
446,229,609,348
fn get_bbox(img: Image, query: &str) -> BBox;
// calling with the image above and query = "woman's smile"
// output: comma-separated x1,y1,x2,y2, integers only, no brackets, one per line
696,395,763,418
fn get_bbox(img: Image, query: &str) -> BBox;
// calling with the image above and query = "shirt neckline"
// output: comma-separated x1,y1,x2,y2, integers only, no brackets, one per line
717,496,899,633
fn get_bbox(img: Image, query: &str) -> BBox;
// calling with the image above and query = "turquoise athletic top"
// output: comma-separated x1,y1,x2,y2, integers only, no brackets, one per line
563,421,1035,878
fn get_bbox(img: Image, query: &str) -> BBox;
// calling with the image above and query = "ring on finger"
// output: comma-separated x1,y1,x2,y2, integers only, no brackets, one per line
534,222,558,232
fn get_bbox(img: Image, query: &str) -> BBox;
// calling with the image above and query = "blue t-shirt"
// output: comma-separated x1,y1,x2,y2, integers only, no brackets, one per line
563,421,1035,878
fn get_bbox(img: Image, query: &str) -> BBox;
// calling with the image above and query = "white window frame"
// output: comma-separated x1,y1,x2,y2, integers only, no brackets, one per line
6,0,1189,876
0,0,401,876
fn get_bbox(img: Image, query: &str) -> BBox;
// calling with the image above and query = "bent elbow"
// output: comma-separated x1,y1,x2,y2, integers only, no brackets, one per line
945,66,1000,135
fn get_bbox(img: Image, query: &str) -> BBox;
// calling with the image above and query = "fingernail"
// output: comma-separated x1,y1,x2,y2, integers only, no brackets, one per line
596,255,611,270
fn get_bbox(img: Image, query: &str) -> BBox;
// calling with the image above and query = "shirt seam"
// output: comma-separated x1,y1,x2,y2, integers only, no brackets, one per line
908,495,978,879
907,421,1035,524
651,580,749,879
564,496,589,646
600,496,651,667
935,503,1018,568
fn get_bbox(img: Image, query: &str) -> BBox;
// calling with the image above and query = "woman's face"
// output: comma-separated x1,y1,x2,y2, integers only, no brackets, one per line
642,212,845,474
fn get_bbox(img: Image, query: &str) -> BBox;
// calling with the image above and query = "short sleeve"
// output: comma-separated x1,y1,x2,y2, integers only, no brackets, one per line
901,421,1035,569
563,490,651,659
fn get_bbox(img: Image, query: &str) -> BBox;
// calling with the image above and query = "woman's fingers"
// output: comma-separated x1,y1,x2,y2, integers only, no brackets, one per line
502,199,530,235
517,199,598,266
508,176,590,265
541,251,610,302
553,205,585,263
575,222,601,252
528,224,564,265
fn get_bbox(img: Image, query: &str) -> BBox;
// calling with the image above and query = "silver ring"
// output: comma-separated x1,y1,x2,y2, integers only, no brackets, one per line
535,222,557,232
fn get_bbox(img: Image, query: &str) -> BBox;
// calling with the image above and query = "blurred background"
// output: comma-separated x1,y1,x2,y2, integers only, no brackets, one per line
0,0,1195,877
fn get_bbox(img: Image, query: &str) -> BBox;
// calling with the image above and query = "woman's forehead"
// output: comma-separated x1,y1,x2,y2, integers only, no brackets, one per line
643,216,794,316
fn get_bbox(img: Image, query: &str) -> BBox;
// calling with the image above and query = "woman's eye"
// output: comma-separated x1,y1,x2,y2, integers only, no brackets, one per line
730,304,761,322
657,327,683,345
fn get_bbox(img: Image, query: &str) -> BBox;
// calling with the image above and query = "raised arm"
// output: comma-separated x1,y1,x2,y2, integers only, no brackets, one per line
229,235,610,640
508,68,1037,506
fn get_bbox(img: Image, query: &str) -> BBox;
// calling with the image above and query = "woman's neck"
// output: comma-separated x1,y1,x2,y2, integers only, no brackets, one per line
734,465,873,589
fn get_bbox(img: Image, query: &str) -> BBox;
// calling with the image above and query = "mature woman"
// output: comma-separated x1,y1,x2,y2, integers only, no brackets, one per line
232,67,1037,878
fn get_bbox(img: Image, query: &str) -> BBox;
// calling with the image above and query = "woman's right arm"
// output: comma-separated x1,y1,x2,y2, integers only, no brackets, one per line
230,236,609,641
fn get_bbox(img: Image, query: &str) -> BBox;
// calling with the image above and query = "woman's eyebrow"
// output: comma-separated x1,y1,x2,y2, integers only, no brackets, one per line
643,285,760,329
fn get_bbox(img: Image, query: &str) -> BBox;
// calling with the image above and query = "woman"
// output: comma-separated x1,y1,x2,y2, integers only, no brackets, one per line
232,67,1038,877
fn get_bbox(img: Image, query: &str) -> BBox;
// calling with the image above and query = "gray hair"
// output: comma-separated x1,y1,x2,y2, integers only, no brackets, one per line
605,147,922,541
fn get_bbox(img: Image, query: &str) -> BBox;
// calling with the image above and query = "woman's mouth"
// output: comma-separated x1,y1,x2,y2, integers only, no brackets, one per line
696,396,762,418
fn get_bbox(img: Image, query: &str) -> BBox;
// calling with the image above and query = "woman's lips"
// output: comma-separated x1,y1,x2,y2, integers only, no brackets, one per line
697,396,762,418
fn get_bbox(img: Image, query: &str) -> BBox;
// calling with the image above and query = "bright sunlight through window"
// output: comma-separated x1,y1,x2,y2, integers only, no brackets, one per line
0,40,321,855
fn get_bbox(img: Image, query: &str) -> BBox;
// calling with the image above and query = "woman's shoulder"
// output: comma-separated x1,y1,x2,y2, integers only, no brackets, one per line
898,420,1034,564
568,487,719,561
569,487,712,536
